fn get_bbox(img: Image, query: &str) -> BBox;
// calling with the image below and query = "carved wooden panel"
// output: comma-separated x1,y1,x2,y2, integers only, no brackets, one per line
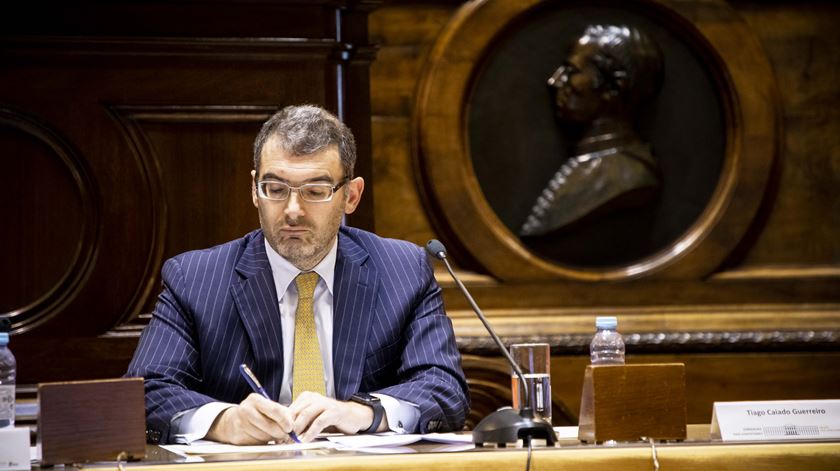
0,108,98,333
463,352,840,425
1,0,380,383
371,0,839,344
417,0,779,282
370,0,839,415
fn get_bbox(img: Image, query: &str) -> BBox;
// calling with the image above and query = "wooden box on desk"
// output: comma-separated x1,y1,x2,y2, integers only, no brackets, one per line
38,377,146,465
578,363,687,443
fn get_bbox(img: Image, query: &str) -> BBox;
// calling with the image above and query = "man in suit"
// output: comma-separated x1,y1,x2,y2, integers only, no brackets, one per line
127,105,469,445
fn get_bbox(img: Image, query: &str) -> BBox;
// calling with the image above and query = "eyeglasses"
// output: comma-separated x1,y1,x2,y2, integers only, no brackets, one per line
256,178,348,203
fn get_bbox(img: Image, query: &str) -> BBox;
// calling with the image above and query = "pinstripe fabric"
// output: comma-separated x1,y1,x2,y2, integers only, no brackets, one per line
126,227,469,443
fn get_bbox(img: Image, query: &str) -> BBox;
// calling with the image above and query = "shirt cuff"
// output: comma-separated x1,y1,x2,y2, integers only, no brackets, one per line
371,393,420,434
171,402,235,444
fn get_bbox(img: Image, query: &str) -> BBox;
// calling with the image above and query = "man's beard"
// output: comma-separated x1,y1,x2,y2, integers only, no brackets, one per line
259,205,343,271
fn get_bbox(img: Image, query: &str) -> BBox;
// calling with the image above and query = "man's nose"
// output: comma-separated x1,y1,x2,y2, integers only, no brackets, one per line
547,66,568,87
284,191,305,218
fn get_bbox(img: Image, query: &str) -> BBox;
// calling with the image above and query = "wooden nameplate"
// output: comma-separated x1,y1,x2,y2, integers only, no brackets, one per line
578,363,687,443
39,377,146,465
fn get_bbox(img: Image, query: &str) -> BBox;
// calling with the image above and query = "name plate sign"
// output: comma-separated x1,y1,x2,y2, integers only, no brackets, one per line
711,400,840,441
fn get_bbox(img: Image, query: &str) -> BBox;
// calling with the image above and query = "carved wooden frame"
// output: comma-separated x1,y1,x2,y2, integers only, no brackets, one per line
415,0,780,282
0,108,99,332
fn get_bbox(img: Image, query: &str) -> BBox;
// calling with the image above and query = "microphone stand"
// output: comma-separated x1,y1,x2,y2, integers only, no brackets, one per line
427,240,556,447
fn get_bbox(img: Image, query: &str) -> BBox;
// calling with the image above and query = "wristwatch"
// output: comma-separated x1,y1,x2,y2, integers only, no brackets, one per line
350,392,384,433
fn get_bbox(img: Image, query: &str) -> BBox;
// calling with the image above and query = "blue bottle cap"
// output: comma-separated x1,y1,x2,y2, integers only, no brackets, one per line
595,316,618,330
0,333,8,345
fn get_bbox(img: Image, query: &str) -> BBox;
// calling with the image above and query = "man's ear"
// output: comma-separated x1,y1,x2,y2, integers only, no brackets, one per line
603,70,627,100
251,169,259,208
343,177,365,214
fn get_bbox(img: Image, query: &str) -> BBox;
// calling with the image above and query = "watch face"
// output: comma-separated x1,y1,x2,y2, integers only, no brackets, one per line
353,393,378,404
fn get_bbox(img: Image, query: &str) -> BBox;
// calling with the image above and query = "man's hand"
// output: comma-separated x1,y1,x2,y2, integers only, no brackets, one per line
289,391,386,442
206,393,296,445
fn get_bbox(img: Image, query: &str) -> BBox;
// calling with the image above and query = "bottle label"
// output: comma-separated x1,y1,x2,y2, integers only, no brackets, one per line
0,385,14,421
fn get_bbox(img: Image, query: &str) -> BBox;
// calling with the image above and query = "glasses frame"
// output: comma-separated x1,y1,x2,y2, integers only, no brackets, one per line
256,178,348,203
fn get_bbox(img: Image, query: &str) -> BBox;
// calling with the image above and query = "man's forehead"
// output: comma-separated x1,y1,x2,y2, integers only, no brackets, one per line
259,140,341,177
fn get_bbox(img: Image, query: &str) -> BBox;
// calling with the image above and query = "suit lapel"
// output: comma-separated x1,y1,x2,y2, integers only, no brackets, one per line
332,230,379,400
230,231,284,401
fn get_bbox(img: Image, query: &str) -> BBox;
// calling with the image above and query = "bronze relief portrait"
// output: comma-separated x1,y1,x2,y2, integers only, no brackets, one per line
416,0,778,281
521,25,664,237
467,7,725,268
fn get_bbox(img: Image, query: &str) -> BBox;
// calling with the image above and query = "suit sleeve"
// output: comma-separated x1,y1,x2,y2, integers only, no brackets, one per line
373,248,470,433
126,257,219,444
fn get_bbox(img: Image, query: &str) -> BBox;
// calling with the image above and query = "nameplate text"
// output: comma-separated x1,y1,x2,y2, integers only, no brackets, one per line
711,400,840,441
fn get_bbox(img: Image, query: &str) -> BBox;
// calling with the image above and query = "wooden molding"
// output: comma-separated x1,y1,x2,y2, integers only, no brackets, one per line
0,107,99,334
712,265,840,281
451,304,840,353
450,303,840,332
108,105,278,123
1,36,342,61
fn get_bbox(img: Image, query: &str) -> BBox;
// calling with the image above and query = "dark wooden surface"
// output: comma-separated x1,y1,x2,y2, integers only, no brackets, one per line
367,0,839,426
578,364,687,442
0,0,379,383
1,0,838,430
39,377,145,465
369,0,839,294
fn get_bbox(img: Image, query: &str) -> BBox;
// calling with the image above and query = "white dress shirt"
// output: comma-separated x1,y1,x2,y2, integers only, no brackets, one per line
171,237,419,443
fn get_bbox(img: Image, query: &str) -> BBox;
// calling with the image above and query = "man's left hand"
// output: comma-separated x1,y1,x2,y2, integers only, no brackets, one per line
289,391,385,441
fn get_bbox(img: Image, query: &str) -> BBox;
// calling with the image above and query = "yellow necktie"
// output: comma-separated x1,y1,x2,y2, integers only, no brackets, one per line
292,272,326,400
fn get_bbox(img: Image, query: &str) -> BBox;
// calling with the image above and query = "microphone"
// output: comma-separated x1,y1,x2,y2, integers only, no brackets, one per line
426,240,556,446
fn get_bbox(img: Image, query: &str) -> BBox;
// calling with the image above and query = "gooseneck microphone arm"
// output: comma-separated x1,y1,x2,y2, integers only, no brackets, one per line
425,240,530,408
427,239,556,446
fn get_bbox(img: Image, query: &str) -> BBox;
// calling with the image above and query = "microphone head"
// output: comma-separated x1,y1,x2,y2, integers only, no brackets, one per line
425,239,447,260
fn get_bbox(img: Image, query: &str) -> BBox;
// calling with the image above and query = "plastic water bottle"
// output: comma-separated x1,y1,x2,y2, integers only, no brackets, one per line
590,316,625,365
0,332,15,427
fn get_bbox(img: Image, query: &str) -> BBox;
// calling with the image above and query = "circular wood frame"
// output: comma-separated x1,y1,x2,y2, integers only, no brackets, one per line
415,0,779,281
1,108,99,331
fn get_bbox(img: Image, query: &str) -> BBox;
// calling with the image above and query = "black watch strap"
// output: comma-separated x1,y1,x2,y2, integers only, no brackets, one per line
350,393,384,433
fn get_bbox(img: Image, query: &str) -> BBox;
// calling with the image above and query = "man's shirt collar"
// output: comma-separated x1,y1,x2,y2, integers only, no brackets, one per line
264,236,337,300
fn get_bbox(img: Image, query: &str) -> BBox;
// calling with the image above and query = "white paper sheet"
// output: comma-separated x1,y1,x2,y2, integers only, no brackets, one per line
554,426,580,440
161,431,478,456
161,439,334,455
327,433,423,449
420,432,475,444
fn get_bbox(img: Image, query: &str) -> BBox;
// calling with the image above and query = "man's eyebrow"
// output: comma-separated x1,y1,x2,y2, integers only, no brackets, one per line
259,172,334,183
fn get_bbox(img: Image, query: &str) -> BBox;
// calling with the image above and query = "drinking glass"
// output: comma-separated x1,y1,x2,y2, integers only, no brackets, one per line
510,342,552,423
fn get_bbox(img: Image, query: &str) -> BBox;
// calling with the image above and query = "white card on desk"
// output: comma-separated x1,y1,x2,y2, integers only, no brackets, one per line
711,399,840,441
0,427,29,471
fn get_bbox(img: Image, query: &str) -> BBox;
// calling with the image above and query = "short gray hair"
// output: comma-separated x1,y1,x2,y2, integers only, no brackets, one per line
253,105,356,178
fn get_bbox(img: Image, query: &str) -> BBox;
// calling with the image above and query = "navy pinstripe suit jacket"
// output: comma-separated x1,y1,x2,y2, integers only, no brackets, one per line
127,226,469,443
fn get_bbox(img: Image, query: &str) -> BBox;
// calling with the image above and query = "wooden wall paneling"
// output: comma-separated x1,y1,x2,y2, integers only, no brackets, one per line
0,1,336,39
369,0,839,422
370,0,839,334
463,352,840,427
0,67,157,337
337,4,380,231
1,41,334,339
368,3,455,246
369,0,836,282
722,3,840,268
1,0,382,384
109,105,279,316
550,352,840,425
414,0,780,282
0,108,99,334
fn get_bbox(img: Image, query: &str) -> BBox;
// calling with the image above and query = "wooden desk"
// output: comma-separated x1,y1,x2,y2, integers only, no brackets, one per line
72,426,840,470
